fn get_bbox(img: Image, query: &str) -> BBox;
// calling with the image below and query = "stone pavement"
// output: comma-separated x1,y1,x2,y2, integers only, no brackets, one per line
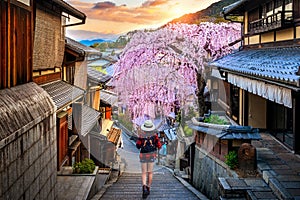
93,167,208,200
252,133,300,199
218,132,300,200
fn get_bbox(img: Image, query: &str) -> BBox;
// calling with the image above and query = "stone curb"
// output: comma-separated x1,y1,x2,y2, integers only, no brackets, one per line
259,163,294,200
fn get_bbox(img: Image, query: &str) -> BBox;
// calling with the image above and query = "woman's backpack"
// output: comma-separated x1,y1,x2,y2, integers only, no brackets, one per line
140,136,157,153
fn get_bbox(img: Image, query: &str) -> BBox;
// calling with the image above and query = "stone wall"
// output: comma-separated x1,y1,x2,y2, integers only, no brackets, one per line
0,83,57,199
193,146,238,200
33,7,65,70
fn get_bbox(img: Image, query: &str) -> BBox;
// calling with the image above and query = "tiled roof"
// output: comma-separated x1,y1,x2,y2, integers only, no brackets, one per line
223,0,246,15
100,90,118,105
210,47,300,86
0,83,55,141
81,105,101,136
41,80,85,111
104,64,116,76
88,67,112,84
65,37,101,55
188,121,261,140
52,0,86,20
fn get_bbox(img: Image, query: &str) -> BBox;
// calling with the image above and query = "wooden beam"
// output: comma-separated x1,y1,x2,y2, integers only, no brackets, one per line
7,0,11,88
293,91,300,154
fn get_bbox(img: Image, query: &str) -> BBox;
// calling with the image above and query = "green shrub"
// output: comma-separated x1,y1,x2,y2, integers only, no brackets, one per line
224,151,238,169
116,113,133,132
183,125,193,137
204,114,228,125
73,158,96,174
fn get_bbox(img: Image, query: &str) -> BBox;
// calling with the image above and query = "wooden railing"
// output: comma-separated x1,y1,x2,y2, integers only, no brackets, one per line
248,11,293,34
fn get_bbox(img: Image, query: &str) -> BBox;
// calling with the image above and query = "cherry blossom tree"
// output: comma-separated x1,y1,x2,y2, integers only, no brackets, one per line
111,22,240,120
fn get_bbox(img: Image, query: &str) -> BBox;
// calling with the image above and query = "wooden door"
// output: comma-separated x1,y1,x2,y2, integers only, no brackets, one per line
57,113,68,170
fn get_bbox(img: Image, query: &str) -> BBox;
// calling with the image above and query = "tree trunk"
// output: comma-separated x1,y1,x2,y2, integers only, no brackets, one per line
197,72,206,117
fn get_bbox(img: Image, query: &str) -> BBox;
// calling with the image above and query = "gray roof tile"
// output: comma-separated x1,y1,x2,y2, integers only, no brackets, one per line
81,105,101,136
41,80,85,110
65,37,101,55
0,83,55,141
88,67,112,84
210,47,300,86
188,122,261,140
100,90,118,105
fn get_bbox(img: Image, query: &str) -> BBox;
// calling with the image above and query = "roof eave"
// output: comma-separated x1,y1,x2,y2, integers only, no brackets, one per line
222,0,247,22
52,0,86,20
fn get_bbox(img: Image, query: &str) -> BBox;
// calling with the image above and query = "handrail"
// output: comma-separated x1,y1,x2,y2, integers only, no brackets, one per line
248,10,293,34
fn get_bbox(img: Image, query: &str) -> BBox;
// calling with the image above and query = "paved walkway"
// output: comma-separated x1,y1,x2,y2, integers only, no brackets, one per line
93,167,207,200
91,124,208,200
252,133,300,199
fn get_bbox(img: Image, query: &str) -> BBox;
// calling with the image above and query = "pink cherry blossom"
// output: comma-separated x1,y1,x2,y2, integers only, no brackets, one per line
111,22,241,120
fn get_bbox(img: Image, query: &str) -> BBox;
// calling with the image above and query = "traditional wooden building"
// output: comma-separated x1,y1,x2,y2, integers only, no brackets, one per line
0,0,56,199
64,37,102,90
209,0,300,153
64,39,121,167
30,0,88,170
0,0,33,89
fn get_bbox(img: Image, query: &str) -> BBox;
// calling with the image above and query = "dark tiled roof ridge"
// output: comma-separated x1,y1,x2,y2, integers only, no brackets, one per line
0,82,56,141
66,37,101,54
210,46,300,86
41,80,85,111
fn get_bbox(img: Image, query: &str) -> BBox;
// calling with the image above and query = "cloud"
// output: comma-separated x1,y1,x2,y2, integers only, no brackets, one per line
67,0,173,24
141,0,170,7
93,1,117,9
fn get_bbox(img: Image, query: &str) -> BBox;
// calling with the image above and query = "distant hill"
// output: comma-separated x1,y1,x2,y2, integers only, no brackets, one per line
80,39,112,46
167,0,237,25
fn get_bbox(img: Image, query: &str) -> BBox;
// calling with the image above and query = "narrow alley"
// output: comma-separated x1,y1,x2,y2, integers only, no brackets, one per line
91,125,208,199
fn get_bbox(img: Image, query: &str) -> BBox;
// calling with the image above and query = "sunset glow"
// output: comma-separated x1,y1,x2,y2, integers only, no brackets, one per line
65,0,221,40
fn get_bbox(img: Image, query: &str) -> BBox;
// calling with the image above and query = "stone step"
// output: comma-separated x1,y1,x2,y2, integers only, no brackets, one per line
97,168,202,199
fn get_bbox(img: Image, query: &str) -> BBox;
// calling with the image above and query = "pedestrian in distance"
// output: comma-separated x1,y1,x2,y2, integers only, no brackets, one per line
136,120,162,198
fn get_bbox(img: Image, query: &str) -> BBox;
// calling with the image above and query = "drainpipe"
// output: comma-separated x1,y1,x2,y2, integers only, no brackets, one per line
63,15,86,27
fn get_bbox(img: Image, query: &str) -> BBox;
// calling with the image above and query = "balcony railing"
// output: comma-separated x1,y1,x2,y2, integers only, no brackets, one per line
248,11,293,35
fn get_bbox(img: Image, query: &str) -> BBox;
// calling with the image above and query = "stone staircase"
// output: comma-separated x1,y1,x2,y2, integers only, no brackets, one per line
92,167,208,200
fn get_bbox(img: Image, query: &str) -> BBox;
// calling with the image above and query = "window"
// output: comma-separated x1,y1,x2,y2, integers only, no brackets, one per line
274,0,283,13
285,0,293,20
266,1,274,17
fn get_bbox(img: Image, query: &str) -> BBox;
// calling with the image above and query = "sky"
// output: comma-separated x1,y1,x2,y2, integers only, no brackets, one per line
65,0,220,41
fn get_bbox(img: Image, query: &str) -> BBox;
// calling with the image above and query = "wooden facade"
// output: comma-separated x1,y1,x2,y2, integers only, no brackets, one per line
0,0,33,89
214,0,300,153
57,111,69,170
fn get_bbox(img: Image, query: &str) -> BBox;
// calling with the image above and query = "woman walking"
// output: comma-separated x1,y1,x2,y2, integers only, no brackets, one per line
136,120,162,198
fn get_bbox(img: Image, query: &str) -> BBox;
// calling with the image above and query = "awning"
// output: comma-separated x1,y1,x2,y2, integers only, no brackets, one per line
210,47,300,108
41,80,85,112
228,74,292,108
